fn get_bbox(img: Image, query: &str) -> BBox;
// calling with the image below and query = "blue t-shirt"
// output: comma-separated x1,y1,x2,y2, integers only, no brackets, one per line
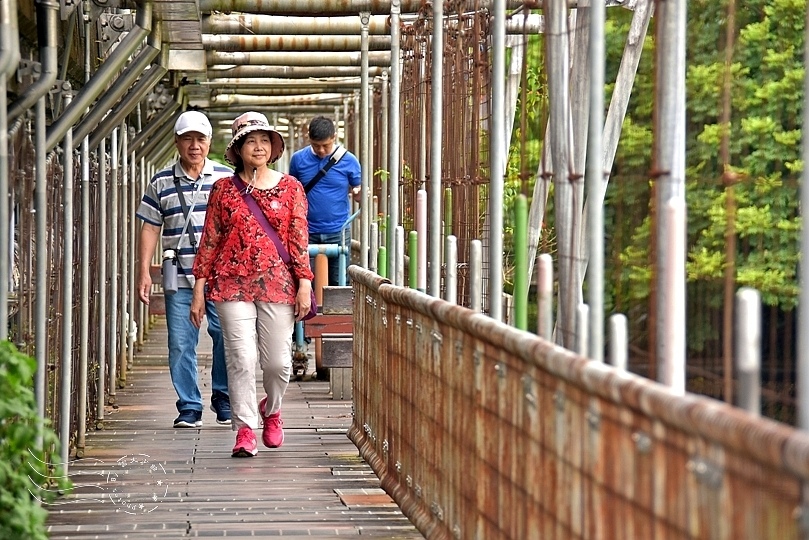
289,145,361,234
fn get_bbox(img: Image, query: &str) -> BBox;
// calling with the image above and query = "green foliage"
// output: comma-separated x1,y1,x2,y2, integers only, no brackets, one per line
0,341,69,540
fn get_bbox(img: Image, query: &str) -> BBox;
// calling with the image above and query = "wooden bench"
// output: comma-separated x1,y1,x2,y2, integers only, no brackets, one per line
306,286,353,400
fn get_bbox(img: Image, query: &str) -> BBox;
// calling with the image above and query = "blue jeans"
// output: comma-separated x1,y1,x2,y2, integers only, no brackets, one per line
309,231,350,286
164,287,228,413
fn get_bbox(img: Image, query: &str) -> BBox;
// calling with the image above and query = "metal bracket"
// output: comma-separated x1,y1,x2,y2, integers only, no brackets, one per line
97,12,133,57
59,0,79,21
687,455,723,489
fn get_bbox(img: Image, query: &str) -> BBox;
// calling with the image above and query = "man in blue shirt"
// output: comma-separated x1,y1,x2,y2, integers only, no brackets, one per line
289,116,361,286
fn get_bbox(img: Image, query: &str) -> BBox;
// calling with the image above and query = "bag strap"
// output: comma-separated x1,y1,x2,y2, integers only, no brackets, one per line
173,175,202,254
303,145,347,194
230,175,291,265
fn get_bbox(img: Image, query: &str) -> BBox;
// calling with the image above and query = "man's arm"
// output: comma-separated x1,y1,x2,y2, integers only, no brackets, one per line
138,223,161,304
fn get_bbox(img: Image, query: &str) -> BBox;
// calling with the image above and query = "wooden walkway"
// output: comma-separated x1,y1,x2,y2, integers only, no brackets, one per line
47,318,422,539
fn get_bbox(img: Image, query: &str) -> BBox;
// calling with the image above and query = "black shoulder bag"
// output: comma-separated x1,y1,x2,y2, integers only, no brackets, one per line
303,145,347,194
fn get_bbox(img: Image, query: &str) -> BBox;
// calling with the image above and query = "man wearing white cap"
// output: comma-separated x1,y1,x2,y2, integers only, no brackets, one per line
136,110,233,428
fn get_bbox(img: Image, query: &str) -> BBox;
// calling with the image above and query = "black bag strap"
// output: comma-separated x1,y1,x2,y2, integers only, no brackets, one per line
303,145,347,194
173,175,199,254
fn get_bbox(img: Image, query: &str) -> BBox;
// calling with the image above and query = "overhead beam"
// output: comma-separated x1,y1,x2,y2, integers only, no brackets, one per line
206,50,391,66
203,13,391,34
202,34,391,51
206,65,385,78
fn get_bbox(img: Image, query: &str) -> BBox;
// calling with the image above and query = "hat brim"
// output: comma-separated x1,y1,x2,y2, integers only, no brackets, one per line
225,127,285,166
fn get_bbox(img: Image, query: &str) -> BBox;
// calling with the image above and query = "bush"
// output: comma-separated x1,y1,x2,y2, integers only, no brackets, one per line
0,341,69,540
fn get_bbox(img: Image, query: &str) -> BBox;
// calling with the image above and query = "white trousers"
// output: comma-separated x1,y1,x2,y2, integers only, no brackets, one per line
215,301,294,431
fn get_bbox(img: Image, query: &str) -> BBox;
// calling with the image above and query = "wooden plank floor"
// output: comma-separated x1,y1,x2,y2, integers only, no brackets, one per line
47,317,422,539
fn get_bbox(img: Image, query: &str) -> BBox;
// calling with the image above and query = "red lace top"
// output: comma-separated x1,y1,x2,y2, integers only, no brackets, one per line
192,174,314,303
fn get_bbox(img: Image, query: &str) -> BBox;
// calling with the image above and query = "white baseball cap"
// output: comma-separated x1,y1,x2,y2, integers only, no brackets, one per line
174,110,213,138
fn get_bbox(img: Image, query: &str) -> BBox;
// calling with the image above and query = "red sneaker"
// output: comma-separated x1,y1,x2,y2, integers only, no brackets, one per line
231,426,257,457
259,397,284,448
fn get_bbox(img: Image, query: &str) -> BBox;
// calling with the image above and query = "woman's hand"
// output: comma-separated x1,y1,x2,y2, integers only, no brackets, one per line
295,279,313,322
190,279,207,328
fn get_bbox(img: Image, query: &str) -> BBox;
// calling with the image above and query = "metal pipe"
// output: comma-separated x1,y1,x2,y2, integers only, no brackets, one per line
587,0,606,362
514,195,528,330
547,0,573,344
576,303,589,356
395,225,405,287
8,0,58,122
202,34,391,51
0,0,20,338
369,222,378,274
387,0,402,282
199,0,527,14
119,123,129,384
202,77,362,88
204,13,391,34
58,87,75,473
87,63,167,151
416,190,426,292
428,0,444,298
380,70,389,228
537,253,553,341
211,93,347,106
96,138,107,423
207,65,384,78
109,129,119,400
655,0,688,388
736,287,761,416
128,141,137,376
44,1,152,151
799,4,809,430
34,95,48,449
71,27,162,146
470,239,483,313
136,114,179,163
211,85,361,95
488,0,506,320
444,235,457,304
609,313,628,370
206,50,390,66
360,12,371,268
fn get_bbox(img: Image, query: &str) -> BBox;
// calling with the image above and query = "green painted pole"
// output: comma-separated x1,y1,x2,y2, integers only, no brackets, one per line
514,194,528,330
378,246,387,278
409,230,418,289
444,187,452,237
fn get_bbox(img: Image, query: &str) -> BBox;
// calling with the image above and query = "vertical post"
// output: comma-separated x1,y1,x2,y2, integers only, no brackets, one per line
489,0,506,321
661,197,686,395
360,12,371,268
428,0,444,297
380,70,389,230
97,138,107,422
547,0,573,346
798,5,809,430
77,113,91,455
416,189,427,292
119,122,129,383
736,287,761,416
444,235,457,304
59,88,74,473
409,230,418,289
537,253,554,341
378,245,387,278
128,142,137,372
587,0,606,362
576,303,589,357
369,222,378,274
654,0,688,389
395,225,405,287
387,0,402,277
109,128,119,399
470,239,483,312
514,194,528,330
609,313,628,371
34,95,48,449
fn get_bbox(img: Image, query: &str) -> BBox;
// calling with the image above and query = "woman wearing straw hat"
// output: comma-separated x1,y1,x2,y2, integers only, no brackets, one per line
190,111,314,457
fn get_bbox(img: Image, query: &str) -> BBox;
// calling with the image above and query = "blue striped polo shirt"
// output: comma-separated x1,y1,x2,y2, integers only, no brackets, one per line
136,158,233,288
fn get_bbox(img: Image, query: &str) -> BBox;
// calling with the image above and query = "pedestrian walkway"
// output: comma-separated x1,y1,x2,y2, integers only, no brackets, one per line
47,317,422,539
